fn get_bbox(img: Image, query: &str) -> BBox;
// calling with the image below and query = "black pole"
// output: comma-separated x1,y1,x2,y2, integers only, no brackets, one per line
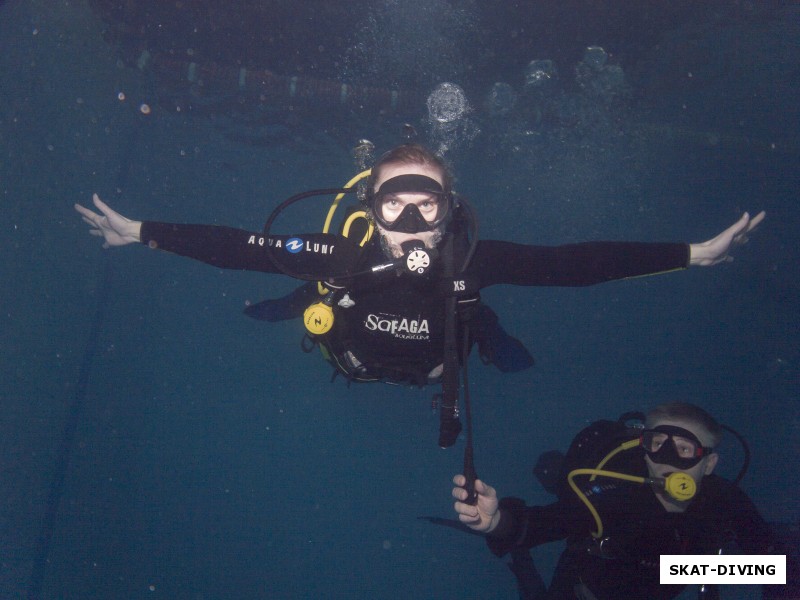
27,96,141,599
26,258,111,599
460,325,478,505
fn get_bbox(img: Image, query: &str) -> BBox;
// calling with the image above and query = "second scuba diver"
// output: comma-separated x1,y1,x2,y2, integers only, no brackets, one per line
451,402,792,599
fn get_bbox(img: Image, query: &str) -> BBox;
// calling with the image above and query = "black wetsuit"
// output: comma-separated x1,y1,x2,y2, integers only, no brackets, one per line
487,473,776,600
140,222,689,384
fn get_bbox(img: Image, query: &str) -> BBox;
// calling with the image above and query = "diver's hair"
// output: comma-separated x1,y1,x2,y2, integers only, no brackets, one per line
368,143,453,193
646,402,723,447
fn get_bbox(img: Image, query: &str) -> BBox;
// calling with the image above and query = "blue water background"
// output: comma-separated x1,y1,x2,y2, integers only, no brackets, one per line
1,1,797,598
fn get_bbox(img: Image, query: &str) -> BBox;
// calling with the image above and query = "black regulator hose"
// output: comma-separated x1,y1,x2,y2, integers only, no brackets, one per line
262,187,357,280
721,424,750,485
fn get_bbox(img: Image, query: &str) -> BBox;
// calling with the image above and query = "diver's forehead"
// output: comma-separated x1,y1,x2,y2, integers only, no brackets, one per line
374,163,444,191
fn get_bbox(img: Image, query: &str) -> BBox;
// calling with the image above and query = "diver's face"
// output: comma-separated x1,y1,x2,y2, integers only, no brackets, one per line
644,418,718,510
373,162,446,257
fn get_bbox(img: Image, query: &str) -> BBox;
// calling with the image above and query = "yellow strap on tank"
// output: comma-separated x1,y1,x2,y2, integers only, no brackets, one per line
322,169,372,238
317,169,373,297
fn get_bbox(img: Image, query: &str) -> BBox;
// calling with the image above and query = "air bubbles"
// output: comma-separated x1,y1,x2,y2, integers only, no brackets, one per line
353,139,375,171
427,82,468,124
582,46,608,70
575,46,628,103
425,82,479,157
525,59,558,89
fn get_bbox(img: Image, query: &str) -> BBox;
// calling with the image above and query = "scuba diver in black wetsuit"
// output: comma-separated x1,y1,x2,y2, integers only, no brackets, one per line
75,143,765,450
450,402,796,600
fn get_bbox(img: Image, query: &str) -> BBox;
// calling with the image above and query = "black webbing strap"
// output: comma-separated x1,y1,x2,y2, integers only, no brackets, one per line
438,234,462,448
460,322,478,505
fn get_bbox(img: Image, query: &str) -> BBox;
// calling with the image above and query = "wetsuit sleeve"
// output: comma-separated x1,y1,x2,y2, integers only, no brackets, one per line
139,221,362,277
486,497,593,557
471,240,690,287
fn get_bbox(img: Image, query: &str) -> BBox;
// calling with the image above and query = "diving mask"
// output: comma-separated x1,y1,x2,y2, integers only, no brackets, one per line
370,174,452,234
641,425,714,469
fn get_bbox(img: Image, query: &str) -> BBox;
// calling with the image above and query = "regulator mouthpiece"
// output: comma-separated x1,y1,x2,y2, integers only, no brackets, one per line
401,240,434,275
650,472,697,501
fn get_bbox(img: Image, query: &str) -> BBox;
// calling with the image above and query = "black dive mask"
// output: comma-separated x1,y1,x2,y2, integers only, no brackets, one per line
641,425,714,469
370,174,452,234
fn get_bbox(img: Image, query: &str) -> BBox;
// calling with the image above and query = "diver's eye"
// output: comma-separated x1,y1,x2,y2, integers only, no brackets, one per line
379,196,404,222
647,432,667,451
673,438,697,457
416,196,440,220
419,204,437,219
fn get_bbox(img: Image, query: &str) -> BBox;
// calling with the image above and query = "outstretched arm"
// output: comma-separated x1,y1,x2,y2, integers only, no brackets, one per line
689,211,765,266
75,193,365,277
452,474,501,533
75,193,142,247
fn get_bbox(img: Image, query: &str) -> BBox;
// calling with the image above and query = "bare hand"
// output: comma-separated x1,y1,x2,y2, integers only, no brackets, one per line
75,193,142,247
452,474,501,533
689,211,765,266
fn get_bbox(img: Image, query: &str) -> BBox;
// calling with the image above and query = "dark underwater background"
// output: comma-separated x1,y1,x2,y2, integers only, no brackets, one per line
1,1,797,598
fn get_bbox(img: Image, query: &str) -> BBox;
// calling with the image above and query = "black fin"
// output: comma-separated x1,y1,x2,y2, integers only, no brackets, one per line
472,303,535,373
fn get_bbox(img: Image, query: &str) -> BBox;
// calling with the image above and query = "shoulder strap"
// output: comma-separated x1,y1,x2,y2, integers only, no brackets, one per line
438,232,462,448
